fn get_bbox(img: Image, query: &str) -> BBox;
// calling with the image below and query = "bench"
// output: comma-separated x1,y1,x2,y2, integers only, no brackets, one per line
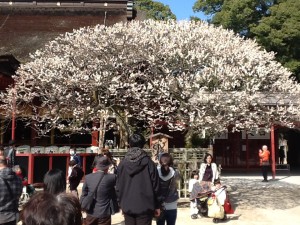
275,164,290,175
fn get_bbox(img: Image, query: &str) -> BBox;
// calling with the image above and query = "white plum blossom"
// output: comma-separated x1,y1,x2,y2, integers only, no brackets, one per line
0,20,299,136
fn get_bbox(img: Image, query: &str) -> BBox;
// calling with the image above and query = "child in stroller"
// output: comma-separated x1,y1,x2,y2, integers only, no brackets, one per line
190,179,232,223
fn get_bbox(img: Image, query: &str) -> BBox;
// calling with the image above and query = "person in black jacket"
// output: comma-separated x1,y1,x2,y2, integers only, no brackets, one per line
68,160,84,198
0,155,22,225
116,133,161,225
80,156,118,225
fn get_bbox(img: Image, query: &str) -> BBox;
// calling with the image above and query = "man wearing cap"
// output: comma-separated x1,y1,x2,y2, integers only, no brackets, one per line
80,156,118,225
116,133,161,225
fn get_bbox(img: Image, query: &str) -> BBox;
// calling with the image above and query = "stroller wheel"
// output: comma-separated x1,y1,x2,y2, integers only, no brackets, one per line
213,218,219,223
191,214,198,219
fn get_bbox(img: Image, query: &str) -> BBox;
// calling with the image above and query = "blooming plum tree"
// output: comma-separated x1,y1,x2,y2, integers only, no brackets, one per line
0,20,299,136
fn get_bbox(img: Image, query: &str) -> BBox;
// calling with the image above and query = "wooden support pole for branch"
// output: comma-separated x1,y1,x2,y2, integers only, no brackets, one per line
271,125,276,179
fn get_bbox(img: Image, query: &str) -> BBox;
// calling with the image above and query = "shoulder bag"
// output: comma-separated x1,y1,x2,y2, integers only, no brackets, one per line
207,195,225,219
80,173,104,211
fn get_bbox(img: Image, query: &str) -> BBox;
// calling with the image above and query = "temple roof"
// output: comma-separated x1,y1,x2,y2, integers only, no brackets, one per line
0,0,133,62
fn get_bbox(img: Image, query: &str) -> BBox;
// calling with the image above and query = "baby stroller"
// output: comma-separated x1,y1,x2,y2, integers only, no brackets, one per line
195,185,229,223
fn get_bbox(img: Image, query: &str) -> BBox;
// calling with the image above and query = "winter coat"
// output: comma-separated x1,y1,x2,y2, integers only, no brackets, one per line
69,165,84,191
0,167,22,223
116,147,160,215
199,162,219,182
80,171,117,218
157,166,180,204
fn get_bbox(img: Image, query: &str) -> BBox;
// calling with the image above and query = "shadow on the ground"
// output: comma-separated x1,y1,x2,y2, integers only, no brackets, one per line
223,178,300,210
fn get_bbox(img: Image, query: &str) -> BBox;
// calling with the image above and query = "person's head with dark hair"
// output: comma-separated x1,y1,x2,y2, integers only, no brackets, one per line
101,148,112,159
43,169,66,195
21,192,65,225
203,153,213,164
128,133,146,148
56,193,82,225
214,179,221,186
20,192,82,225
159,153,174,176
190,170,199,179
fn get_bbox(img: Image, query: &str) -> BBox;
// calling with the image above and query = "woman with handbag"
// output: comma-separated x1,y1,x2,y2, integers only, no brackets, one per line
156,153,180,225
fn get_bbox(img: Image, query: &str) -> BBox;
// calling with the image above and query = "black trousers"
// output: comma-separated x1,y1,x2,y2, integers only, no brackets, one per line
123,213,153,225
262,165,269,181
0,221,16,225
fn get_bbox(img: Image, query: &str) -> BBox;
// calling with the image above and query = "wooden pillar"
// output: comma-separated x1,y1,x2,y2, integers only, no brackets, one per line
246,131,249,170
31,121,37,146
150,126,154,148
92,119,100,147
49,156,53,170
0,119,3,145
50,129,55,145
92,131,99,147
271,125,276,179
28,154,34,184
11,88,16,141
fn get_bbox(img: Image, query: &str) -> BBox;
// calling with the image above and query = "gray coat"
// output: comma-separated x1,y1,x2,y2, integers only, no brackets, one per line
80,171,117,218
0,167,22,223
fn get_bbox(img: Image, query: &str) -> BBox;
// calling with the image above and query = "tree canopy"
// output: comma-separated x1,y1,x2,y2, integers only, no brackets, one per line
193,0,300,81
0,20,299,137
135,0,176,20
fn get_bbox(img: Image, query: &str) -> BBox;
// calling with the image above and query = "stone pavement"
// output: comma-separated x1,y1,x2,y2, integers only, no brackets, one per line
107,172,300,225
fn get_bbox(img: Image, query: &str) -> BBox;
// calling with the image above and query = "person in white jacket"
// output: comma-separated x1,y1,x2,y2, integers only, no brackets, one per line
199,153,219,190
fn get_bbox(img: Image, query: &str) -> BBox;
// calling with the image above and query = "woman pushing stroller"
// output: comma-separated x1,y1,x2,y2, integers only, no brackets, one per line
190,153,219,199
189,153,233,222
190,153,219,218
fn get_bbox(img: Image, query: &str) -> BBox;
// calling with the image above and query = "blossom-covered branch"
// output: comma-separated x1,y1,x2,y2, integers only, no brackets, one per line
0,20,299,136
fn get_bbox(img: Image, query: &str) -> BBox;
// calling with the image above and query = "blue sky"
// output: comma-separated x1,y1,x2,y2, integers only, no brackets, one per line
156,0,208,21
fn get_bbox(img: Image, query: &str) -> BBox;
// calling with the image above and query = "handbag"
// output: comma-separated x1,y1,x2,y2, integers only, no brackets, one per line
80,173,104,211
207,195,225,219
224,195,234,214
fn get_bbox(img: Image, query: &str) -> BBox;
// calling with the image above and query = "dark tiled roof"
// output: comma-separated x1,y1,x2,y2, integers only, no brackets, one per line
0,54,20,76
0,0,132,62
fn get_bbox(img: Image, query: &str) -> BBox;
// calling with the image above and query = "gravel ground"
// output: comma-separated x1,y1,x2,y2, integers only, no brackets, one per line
110,174,300,225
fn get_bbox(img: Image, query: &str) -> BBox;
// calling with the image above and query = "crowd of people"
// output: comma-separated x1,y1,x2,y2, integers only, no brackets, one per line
1,135,274,225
